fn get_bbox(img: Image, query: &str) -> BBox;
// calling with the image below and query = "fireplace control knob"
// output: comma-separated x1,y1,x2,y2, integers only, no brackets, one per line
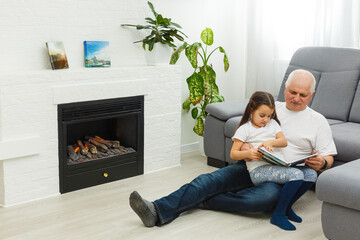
103,173,109,178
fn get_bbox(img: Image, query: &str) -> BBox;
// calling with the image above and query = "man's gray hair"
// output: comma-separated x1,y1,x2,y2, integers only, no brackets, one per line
285,69,316,94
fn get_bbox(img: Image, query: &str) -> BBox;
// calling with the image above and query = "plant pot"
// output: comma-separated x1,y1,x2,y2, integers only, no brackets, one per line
199,136,206,157
144,44,172,66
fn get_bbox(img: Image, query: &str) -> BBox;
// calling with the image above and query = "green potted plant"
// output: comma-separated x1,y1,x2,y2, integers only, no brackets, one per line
170,28,229,136
121,1,187,57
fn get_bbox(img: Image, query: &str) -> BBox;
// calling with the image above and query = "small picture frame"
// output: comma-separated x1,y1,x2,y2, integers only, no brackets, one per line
84,41,111,68
46,41,69,70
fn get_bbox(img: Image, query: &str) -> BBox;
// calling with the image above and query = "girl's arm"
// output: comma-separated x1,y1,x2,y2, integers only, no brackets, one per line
230,139,263,161
259,131,287,151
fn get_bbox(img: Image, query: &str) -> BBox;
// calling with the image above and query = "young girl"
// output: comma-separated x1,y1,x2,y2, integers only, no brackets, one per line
230,91,317,231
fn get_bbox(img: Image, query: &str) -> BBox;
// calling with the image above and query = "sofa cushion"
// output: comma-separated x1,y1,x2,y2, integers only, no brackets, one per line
206,100,248,121
330,122,360,162
289,47,360,71
349,81,360,123
224,117,344,140
327,118,345,125
310,71,360,121
225,116,242,138
316,159,360,212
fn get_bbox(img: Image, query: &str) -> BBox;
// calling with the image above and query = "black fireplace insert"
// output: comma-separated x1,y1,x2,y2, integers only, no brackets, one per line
58,96,144,193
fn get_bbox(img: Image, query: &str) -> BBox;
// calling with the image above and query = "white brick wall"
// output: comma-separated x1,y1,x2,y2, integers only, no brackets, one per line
0,66,182,207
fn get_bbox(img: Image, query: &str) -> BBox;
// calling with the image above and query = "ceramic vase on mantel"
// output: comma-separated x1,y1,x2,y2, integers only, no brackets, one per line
144,43,172,66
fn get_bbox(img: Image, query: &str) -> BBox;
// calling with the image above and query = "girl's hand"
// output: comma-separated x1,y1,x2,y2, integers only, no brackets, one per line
247,149,263,160
258,140,273,152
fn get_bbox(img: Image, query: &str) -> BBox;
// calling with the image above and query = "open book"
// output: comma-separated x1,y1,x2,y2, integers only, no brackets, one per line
258,147,318,167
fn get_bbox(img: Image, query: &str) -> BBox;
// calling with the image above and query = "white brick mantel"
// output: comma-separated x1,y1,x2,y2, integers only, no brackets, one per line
0,66,182,207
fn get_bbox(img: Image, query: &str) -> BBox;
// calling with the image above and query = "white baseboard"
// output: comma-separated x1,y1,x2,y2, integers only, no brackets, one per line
1,193,60,208
181,142,200,154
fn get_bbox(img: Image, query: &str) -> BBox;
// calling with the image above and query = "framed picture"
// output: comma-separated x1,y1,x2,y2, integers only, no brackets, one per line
84,41,111,68
46,41,69,70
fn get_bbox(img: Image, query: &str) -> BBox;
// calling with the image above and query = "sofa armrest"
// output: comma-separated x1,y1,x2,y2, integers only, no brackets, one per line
205,99,249,121
316,159,360,211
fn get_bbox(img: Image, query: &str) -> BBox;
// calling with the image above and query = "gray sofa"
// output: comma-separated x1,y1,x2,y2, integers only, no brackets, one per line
203,46,360,240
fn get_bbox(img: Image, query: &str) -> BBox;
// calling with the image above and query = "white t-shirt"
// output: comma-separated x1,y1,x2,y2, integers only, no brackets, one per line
275,101,337,161
232,119,282,171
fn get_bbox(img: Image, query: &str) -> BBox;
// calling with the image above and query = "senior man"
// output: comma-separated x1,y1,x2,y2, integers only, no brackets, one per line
129,69,337,227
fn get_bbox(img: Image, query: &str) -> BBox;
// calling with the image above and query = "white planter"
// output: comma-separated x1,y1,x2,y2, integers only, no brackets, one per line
199,136,206,157
144,44,172,66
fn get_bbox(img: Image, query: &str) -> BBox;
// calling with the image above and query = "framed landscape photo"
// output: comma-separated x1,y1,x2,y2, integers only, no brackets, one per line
84,41,111,68
46,41,69,70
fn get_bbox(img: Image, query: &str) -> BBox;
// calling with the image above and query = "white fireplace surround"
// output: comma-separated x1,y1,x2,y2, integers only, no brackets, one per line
0,66,182,207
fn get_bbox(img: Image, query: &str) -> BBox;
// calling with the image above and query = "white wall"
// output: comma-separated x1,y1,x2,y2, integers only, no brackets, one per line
0,0,148,71
151,0,248,147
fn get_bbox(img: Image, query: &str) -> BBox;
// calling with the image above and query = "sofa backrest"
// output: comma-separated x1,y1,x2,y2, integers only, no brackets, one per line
277,47,360,122
349,81,360,123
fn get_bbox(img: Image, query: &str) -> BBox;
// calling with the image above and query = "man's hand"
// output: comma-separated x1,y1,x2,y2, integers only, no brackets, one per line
246,149,263,160
304,150,326,171
241,143,262,161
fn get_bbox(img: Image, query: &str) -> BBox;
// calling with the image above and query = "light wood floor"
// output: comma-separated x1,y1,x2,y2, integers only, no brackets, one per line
0,152,327,240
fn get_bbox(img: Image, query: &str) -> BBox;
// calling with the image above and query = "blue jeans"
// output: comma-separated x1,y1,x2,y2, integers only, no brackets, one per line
153,161,282,225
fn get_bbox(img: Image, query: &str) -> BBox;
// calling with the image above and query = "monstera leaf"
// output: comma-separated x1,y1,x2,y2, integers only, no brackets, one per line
182,97,192,112
199,66,219,97
219,47,229,72
170,42,188,64
186,72,204,105
193,117,204,136
211,95,225,103
201,28,214,46
191,108,199,119
185,43,201,68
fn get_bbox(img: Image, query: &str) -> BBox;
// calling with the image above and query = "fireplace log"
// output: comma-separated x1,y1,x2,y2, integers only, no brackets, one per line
77,140,88,155
87,138,108,152
86,136,112,148
67,145,80,161
85,142,97,154
95,136,121,148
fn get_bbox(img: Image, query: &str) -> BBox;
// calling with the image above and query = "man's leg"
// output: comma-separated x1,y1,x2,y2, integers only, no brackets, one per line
131,161,252,226
202,182,282,213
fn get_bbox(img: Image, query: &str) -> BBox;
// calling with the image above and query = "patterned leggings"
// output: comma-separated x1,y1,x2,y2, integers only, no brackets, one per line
250,165,317,185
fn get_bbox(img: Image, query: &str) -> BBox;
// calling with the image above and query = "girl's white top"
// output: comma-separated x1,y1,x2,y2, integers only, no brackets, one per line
232,119,283,171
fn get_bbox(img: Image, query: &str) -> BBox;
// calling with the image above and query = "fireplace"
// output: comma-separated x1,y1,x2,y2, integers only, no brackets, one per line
58,95,144,193
0,66,181,206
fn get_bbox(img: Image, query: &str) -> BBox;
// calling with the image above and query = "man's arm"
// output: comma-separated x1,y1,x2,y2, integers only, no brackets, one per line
230,139,262,161
237,142,262,162
304,114,336,172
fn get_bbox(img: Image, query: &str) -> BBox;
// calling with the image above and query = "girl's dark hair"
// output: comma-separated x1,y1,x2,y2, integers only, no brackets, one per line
238,91,280,127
